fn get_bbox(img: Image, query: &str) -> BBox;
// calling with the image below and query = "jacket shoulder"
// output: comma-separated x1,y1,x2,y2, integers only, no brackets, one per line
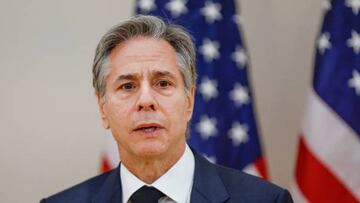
215,165,293,202
40,170,114,203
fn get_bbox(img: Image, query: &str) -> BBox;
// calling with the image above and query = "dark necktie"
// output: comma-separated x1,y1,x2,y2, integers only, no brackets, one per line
129,186,166,203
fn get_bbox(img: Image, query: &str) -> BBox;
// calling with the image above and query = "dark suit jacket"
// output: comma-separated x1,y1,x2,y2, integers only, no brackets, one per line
41,151,293,203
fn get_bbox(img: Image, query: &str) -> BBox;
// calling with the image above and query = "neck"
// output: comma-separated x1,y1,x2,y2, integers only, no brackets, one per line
120,144,186,184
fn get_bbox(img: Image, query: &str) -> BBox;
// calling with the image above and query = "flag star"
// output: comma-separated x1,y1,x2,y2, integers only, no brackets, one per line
233,14,243,25
346,0,360,15
317,32,331,54
199,38,220,62
228,122,249,146
199,77,218,100
165,0,188,18
322,0,332,11
348,70,360,95
232,46,248,68
229,83,250,107
347,30,360,54
200,1,222,24
196,115,217,139
138,0,156,13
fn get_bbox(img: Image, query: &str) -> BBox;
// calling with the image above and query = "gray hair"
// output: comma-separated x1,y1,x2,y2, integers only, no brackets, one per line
92,15,197,99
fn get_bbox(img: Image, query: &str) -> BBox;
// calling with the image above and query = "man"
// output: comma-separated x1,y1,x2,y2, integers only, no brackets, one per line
41,15,293,203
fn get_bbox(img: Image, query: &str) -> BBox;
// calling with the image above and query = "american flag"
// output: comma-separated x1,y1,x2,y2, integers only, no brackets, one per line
136,0,267,178
101,0,267,179
291,0,360,202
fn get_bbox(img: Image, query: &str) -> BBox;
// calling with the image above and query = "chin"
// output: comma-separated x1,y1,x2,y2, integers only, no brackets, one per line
133,141,168,158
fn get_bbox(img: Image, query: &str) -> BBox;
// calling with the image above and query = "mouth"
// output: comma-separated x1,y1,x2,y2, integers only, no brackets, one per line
133,123,164,134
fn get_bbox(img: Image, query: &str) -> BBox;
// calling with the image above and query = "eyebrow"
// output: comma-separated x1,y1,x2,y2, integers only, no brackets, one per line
115,74,139,82
151,70,176,80
114,70,177,83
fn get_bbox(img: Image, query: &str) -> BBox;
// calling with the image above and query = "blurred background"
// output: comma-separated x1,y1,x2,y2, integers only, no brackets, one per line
0,0,326,202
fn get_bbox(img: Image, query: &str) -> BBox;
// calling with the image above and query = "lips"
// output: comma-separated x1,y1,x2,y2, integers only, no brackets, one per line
133,123,164,133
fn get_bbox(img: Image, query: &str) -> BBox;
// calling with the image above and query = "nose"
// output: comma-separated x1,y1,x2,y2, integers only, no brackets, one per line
136,82,157,111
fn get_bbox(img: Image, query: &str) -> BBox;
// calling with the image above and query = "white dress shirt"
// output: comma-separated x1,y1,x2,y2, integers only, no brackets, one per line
120,144,195,203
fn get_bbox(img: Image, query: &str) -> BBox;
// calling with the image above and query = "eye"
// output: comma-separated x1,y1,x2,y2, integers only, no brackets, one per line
156,80,171,88
119,82,136,90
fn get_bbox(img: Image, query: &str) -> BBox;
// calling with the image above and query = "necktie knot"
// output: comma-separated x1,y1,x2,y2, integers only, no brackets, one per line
129,186,165,203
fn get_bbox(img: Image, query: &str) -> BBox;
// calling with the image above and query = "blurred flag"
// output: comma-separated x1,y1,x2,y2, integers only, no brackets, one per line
101,134,119,172
291,0,360,202
101,0,267,179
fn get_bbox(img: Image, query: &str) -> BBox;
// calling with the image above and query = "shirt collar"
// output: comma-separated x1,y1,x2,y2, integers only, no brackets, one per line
120,144,195,203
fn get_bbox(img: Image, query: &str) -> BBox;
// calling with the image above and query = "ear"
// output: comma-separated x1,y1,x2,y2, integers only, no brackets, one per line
96,93,110,129
185,86,195,122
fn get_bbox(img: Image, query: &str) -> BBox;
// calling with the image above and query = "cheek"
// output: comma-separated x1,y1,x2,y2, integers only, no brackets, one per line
108,107,133,145
163,97,189,126
106,102,131,130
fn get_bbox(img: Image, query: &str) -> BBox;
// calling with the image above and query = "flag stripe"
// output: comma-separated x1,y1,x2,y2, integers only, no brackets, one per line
302,90,360,199
289,179,309,203
101,155,112,173
243,157,267,179
243,163,260,177
100,134,119,172
254,156,267,179
295,137,358,203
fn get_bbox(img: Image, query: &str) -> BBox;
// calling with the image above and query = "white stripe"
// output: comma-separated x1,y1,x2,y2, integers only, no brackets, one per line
104,133,120,167
302,90,360,200
289,180,309,203
243,163,261,177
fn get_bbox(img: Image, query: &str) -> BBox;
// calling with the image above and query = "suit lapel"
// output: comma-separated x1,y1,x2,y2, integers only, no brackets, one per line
190,151,229,203
92,165,122,203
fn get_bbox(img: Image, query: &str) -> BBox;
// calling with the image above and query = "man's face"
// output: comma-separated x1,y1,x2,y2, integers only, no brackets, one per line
97,37,195,160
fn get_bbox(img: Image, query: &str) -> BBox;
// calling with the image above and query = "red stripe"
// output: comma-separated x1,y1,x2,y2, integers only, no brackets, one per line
295,136,359,203
100,155,112,173
255,156,268,179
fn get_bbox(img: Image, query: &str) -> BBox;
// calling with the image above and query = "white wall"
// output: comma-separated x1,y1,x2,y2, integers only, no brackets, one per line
0,0,324,202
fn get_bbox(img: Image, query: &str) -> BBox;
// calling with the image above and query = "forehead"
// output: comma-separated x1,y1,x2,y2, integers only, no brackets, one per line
108,37,180,77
